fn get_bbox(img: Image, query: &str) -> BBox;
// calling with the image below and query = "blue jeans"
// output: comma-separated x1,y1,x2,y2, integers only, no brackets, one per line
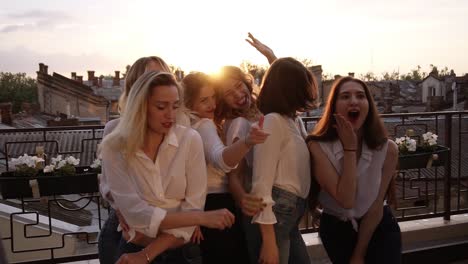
98,208,121,264
271,187,310,264
118,238,202,264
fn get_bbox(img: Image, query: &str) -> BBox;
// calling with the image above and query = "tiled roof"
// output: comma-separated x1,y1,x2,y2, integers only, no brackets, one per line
0,127,104,172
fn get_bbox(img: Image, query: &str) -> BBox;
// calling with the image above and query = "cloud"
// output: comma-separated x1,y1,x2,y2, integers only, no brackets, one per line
1,9,72,33
0,46,128,77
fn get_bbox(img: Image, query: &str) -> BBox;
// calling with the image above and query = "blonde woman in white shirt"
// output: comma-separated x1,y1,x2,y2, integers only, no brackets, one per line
252,57,318,264
99,56,190,264
100,71,235,264
181,72,268,264
307,77,401,264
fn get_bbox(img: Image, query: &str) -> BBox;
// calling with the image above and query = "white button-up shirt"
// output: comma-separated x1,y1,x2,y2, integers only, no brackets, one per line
100,124,207,242
251,113,311,224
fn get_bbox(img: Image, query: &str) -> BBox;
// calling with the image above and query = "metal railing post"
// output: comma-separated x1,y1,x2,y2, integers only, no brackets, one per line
444,113,452,221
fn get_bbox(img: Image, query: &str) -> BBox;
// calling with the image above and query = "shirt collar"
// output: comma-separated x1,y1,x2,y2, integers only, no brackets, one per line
135,126,179,158
332,139,373,162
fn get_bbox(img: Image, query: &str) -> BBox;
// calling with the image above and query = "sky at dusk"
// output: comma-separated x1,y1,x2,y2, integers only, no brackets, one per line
1,0,467,78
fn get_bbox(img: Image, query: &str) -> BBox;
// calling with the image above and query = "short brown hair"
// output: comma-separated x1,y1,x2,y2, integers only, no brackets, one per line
257,57,317,117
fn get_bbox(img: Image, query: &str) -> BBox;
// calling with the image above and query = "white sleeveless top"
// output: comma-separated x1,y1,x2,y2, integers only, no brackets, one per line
318,139,388,230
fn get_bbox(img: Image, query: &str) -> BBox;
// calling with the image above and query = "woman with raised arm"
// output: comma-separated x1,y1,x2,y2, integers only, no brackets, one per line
307,76,401,264
251,57,317,264
100,71,235,264
181,72,268,264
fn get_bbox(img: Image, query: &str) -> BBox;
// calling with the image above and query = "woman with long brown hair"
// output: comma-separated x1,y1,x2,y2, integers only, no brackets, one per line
307,76,401,264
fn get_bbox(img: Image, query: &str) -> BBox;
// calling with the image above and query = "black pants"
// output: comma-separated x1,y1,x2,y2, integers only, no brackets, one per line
319,205,402,264
119,239,202,264
200,192,250,264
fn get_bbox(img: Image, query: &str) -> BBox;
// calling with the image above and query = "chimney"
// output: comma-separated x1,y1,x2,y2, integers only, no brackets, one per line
76,76,83,84
348,72,355,77
43,65,48,75
71,72,77,80
39,63,44,73
175,70,184,81
113,71,120,86
98,75,104,87
87,71,95,81
334,75,341,80
0,102,13,125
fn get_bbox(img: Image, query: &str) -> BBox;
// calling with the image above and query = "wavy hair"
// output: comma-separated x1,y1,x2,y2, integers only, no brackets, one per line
213,66,261,125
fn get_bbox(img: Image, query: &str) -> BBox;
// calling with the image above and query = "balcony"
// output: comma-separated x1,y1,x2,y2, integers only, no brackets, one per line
1,111,467,263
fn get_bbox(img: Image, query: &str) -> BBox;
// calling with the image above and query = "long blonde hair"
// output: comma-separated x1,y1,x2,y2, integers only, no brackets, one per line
101,71,180,159
119,56,171,113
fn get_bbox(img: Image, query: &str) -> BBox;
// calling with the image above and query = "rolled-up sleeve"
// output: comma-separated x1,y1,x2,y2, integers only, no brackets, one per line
251,114,283,224
163,130,207,242
196,119,235,172
101,146,167,238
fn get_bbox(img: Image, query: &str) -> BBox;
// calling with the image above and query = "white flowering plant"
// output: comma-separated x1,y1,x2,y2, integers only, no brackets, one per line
395,136,417,154
10,154,45,176
421,132,438,151
90,158,101,173
43,155,80,176
395,131,440,155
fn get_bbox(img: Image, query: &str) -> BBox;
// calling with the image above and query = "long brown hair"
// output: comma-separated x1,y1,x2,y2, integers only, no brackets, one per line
307,76,387,148
306,76,392,217
213,66,261,126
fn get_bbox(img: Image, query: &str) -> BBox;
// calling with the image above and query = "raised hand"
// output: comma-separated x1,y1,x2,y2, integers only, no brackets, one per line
200,209,235,230
245,32,277,64
334,114,357,150
245,116,269,147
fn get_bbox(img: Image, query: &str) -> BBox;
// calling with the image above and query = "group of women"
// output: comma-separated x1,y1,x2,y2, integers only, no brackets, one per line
98,34,402,264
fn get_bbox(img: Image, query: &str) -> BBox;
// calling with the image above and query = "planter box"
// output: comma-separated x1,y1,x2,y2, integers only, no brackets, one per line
0,166,99,199
398,145,450,170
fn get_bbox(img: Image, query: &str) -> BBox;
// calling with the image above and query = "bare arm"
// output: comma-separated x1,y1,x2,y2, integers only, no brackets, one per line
246,32,277,65
228,158,265,216
308,140,357,208
351,140,399,262
259,224,279,264
116,233,184,264
308,114,358,208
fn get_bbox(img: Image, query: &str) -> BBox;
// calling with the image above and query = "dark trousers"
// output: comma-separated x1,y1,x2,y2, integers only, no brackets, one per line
98,208,121,264
119,239,202,264
200,192,250,264
319,205,402,264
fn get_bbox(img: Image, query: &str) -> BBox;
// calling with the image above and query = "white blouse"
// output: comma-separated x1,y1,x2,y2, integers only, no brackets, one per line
251,113,311,224
192,118,236,194
99,125,207,242
318,139,388,230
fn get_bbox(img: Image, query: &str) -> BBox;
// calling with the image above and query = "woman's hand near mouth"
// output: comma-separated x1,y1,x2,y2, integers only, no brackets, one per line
334,113,357,150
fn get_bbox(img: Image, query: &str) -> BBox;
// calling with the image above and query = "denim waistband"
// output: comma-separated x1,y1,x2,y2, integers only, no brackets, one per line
272,186,306,205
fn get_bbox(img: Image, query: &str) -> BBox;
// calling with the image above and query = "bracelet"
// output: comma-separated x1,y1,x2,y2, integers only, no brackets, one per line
343,148,357,152
142,248,150,263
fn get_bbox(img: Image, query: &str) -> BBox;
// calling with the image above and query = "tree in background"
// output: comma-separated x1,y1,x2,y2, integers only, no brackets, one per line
359,71,378,81
0,72,38,113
